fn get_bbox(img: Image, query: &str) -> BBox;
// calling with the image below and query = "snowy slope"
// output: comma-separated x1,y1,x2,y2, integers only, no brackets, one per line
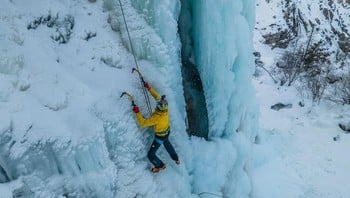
251,74,350,198
252,0,350,197
252,72,350,198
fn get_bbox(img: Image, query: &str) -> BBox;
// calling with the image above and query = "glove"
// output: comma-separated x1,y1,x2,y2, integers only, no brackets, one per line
144,82,151,90
132,105,140,113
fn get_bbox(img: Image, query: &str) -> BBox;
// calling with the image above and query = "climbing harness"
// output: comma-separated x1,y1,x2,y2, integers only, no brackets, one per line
117,0,152,115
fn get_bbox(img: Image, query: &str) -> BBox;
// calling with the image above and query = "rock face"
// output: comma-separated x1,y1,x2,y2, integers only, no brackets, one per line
262,30,291,49
270,103,293,111
256,0,350,104
257,0,350,65
339,123,350,133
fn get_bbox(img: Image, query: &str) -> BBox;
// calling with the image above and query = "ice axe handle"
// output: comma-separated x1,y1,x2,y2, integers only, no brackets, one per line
120,92,136,106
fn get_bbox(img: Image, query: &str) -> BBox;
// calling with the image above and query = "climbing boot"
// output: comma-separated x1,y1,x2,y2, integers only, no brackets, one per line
151,164,166,173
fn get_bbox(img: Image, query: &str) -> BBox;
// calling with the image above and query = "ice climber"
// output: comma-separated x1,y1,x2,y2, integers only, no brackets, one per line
132,81,180,173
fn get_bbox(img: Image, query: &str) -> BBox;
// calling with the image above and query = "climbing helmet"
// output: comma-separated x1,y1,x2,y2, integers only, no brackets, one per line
156,95,168,111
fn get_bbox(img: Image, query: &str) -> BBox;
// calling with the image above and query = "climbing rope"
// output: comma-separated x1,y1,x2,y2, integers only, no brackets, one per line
117,0,152,115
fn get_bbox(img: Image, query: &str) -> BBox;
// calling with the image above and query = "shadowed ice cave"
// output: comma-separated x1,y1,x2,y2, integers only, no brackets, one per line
178,0,209,140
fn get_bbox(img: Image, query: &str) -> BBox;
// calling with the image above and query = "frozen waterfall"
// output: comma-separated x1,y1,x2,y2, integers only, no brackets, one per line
0,0,258,197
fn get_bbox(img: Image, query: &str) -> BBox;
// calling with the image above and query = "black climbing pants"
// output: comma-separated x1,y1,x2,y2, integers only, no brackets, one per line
147,133,179,168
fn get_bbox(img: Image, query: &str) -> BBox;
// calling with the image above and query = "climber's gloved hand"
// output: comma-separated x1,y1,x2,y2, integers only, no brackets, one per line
132,105,140,113
144,82,151,90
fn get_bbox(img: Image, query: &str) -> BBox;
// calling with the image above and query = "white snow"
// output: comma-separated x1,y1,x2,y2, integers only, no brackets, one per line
2,0,348,197
251,0,350,197
251,75,350,198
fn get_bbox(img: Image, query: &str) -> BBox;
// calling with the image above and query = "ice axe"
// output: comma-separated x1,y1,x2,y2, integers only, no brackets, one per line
131,67,152,115
120,92,136,106
132,68,145,83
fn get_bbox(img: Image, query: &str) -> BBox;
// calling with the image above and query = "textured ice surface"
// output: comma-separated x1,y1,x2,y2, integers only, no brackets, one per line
0,0,257,197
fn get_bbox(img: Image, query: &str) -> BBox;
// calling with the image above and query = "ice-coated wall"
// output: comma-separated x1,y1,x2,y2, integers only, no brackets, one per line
104,0,187,141
102,0,194,197
0,0,119,196
192,0,257,138
191,0,258,196
0,0,258,197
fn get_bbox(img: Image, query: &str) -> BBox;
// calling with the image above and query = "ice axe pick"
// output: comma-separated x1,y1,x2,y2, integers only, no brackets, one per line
120,92,136,106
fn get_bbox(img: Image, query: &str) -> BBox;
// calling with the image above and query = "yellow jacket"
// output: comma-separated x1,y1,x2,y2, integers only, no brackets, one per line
135,87,170,136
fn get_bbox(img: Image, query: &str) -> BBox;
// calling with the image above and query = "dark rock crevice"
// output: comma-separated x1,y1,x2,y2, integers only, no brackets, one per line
178,0,209,140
